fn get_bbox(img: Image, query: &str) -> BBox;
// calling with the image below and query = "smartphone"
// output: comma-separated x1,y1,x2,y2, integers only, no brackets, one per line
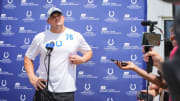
110,59,128,66
137,92,153,101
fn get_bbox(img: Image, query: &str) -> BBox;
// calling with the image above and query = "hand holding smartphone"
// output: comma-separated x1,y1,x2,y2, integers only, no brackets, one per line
110,59,128,66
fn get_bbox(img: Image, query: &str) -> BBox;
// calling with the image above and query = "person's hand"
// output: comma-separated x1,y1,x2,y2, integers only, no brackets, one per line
29,75,47,91
143,50,163,70
114,61,138,70
69,54,85,64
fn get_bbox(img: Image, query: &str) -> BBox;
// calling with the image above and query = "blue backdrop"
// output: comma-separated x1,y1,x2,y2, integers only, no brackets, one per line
0,0,147,101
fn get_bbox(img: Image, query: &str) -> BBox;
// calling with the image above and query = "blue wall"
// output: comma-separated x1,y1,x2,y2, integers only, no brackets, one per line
0,0,147,101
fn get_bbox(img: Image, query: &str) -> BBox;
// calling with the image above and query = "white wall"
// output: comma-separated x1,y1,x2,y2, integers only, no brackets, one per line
147,0,173,101
148,0,173,58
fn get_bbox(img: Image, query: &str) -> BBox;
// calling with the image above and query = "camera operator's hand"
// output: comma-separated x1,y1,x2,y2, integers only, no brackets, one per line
143,50,164,71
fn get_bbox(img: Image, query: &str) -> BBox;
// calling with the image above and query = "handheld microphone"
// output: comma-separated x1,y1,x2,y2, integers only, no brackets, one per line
45,41,55,56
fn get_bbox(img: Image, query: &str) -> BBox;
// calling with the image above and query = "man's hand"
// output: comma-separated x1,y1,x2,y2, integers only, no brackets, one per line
69,55,85,64
29,75,47,91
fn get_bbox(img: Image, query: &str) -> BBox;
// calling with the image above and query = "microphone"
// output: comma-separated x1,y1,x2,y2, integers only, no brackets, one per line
45,41,55,55
141,20,158,26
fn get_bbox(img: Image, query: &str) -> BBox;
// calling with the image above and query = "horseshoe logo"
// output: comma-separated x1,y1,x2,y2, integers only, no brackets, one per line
88,0,94,4
107,97,113,101
84,83,91,90
24,38,30,45
47,0,52,3
66,10,72,17
86,25,93,32
22,66,26,73
131,0,137,5
1,80,7,87
107,39,114,46
130,83,136,91
26,10,32,17
109,11,115,17
20,94,26,101
131,54,137,61
107,68,114,75
3,52,9,59
6,25,12,32
131,26,137,32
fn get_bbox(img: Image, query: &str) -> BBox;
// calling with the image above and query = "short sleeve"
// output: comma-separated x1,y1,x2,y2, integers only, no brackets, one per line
25,35,41,60
77,32,91,54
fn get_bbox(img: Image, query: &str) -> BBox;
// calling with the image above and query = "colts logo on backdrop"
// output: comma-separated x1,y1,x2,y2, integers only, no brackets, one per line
24,38,30,45
107,68,114,75
131,54,137,61
109,11,115,17
130,83,136,91
131,26,137,33
131,0,137,5
22,66,26,73
86,25,93,32
20,94,26,101
3,52,9,59
47,0,53,3
5,25,12,32
7,0,13,4
107,39,114,46
45,25,50,31
66,10,72,17
107,97,113,101
84,83,91,91
88,0,94,4
1,80,7,87
26,10,32,18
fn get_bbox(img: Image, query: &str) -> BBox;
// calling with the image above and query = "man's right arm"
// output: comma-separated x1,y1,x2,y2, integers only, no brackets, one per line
24,56,39,90
24,56,47,90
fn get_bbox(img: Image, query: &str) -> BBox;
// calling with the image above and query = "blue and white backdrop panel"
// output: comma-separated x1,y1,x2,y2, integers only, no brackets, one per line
0,0,147,101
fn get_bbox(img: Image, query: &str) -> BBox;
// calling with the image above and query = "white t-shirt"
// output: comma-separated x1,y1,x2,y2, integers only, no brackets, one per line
25,28,91,93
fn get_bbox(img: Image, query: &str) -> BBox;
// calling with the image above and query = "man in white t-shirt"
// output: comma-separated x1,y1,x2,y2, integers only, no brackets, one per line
24,7,93,101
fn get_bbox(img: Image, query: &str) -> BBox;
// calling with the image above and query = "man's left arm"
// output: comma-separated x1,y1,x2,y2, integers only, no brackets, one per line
69,50,93,64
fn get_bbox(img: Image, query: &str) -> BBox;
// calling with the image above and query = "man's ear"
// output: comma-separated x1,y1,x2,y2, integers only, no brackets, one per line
47,18,50,24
